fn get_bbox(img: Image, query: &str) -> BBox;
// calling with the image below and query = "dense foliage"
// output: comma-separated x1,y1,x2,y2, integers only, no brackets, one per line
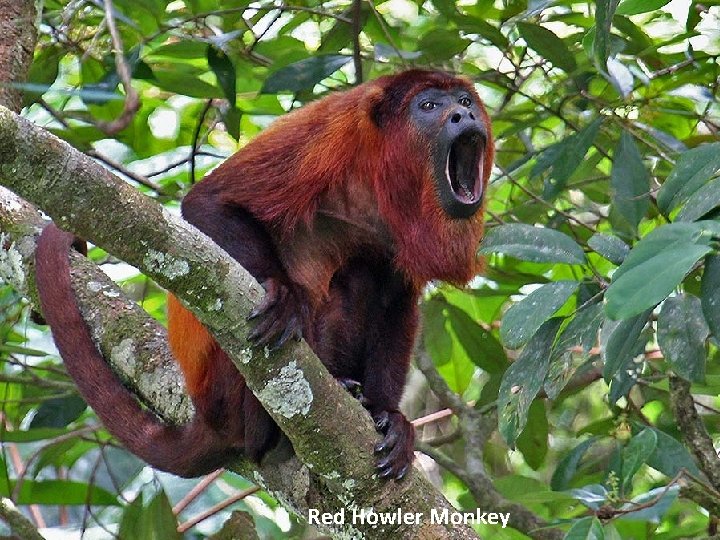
1,0,720,538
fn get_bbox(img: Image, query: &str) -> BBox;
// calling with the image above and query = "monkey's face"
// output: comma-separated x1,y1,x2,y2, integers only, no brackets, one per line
410,87,489,220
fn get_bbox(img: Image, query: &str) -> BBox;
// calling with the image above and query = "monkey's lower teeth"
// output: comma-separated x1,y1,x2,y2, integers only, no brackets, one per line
462,185,473,199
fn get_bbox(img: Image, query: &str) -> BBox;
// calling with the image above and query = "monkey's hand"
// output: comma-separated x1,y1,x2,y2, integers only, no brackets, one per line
247,277,303,350
337,378,370,407
372,410,415,481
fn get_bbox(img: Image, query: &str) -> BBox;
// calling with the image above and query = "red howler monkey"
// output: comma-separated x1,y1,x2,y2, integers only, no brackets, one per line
35,69,493,480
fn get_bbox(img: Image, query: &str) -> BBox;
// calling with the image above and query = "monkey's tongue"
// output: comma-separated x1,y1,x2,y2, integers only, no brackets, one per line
447,132,482,204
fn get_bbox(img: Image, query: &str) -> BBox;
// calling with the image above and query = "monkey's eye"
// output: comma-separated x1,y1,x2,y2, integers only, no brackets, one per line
459,96,472,107
420,101,438,111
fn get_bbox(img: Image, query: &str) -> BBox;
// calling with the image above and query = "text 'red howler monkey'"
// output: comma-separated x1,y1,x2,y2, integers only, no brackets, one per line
35,69,493,480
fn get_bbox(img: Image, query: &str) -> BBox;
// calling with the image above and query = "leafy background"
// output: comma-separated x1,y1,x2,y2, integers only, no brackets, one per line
1,0,720,538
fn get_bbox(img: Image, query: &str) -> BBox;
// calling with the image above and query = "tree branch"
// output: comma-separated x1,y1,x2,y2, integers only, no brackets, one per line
95,0,140,135
669,375,720,490
0,498,45,540
0,0,37,114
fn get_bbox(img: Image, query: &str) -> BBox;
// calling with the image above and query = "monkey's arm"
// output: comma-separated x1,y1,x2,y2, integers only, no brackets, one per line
170,182,308,460
180,183,304,348
362,271,420,480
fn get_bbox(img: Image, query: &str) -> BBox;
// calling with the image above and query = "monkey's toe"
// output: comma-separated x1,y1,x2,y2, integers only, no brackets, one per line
372,410,415,481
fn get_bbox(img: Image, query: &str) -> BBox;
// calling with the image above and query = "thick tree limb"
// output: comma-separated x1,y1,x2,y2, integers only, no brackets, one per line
0,107,482,539
0,0,36,114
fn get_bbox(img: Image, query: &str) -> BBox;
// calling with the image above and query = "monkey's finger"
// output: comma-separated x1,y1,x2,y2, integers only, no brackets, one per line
248,316,284,345
373,411,390,436
376,435,413,480
337,378,363,398
396,464,410,480
375,426,400,454
270,316,302,350
378,464,397,479
248,279,280,320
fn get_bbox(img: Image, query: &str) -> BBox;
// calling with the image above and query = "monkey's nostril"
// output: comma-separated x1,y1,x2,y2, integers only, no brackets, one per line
469,112,475,120
451,113,462,123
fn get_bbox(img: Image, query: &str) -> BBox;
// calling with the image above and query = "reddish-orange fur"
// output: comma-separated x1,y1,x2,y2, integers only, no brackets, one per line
36,70,493,478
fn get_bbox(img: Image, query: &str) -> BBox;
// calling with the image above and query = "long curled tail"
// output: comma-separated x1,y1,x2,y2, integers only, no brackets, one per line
34,223,239,477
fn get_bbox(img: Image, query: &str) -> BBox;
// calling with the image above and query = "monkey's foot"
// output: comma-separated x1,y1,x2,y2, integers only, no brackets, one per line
372,410,415,481
247,277,303,350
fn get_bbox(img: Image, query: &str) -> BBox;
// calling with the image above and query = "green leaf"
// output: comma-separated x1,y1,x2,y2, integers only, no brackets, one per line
675,177,720,222
611,131,650,232
147,40,208,59
643,425,700,477
261,55,352,94
545,302,605,398
564,516,605,540
657,294,709,382
501,281,578,349
571,484,608,510
551,437,599,490
145,491,182,540
152,68,224,98
422,298,454,367
701,254,720,341
24,45,65,106
119,494,145,540
422,299,474,393
619,485,679,522
588,233,630,265
480,224,586,264
30,396,87,428
517,22,577,73
118,490,182,540
207,45,236,106
617,0,671,16
498,319,561,445
601,310,651,381
418,29,470,61
445,305,507,373
621,428,657,486
0,428,70,443
0,343,47,356
7,480,118,506
605,222,718,320
594,0,621,70
657,143,720,213
463,17,508,49
319,5,370,52
533,118,603,199
516,400,548,470
222,106,242,140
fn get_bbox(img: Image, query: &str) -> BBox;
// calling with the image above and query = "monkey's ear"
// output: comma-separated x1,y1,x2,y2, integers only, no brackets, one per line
365,86,393,129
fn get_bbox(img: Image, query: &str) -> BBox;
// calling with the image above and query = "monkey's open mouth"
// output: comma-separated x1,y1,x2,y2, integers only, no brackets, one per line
446,130,484,205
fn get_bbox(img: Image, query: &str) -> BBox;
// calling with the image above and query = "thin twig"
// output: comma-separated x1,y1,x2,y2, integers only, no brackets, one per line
190,100,214,184
352,0,363,84
173,469,225,515
85,150,164,194
96,0,140,135
177,486,261,533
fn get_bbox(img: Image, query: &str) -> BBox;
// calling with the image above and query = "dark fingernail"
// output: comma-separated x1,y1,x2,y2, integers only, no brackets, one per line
378,466,394,479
